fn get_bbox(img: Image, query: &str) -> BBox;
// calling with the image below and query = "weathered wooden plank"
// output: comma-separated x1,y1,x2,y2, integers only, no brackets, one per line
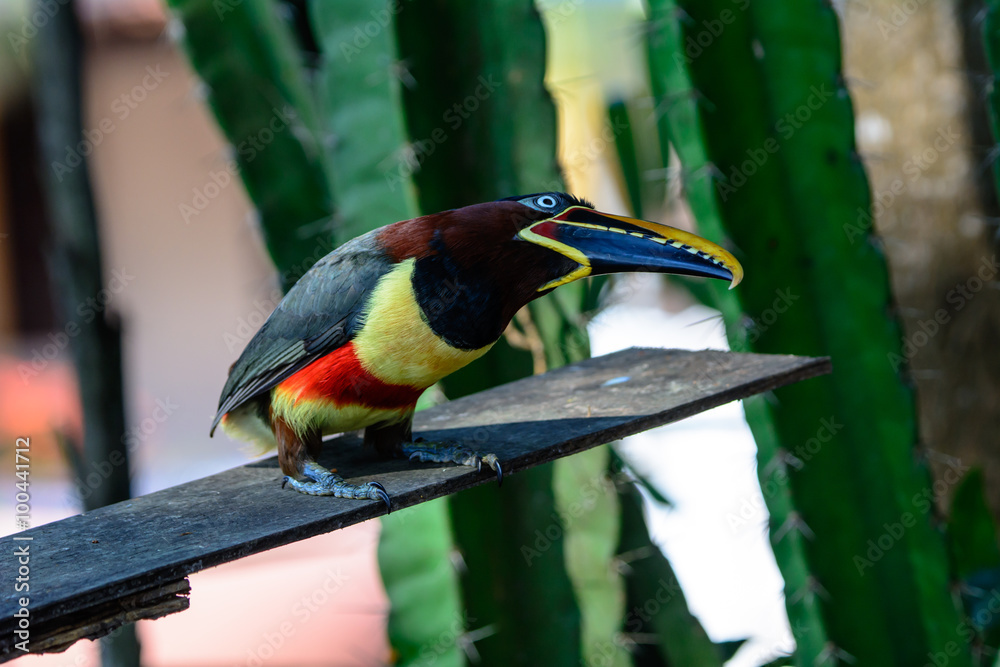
0,348,830,660
28,580,190,655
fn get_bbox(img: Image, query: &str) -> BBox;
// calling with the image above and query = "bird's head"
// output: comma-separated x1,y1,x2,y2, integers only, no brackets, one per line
377,192,742,332
381,192,741,287
500,192,742,291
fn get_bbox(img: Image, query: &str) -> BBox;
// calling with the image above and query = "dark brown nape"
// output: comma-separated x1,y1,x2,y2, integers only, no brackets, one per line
377,212,438,262
272,414,322,476
376,200,546,263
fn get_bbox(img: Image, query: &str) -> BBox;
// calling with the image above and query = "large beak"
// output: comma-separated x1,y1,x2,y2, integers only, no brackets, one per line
517,206,743,291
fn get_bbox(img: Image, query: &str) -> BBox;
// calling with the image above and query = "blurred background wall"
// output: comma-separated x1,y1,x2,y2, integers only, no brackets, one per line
842,0,1000,514
0,0,276,492
3,0,1000,665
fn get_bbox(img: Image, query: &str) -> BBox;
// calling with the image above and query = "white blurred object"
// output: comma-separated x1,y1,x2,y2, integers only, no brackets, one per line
589,281,794,667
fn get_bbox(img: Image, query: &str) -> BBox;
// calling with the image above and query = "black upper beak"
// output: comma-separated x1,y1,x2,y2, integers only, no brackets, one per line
517,206,743,291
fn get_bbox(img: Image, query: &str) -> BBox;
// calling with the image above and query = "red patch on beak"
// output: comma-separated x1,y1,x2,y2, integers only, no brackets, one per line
525,220,561,240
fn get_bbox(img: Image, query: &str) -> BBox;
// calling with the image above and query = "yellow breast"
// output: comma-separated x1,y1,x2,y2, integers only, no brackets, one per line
352,259,494,387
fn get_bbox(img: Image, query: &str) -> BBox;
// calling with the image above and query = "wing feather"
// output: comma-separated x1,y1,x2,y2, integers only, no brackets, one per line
210,232,392,434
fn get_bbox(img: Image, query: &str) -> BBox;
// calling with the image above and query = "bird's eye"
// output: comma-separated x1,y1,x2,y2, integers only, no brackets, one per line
536,195,558,209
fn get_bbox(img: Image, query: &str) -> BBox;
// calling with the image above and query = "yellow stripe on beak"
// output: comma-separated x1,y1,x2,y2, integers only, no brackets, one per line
596,212,743,289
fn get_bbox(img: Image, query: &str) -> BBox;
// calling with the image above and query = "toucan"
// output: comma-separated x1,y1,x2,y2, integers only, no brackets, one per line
211,192,742,511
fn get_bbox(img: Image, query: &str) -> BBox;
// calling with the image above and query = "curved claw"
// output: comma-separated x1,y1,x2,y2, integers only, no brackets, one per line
368,481,391,514
478,454,503,487
282,476,290,489
401,442,501,488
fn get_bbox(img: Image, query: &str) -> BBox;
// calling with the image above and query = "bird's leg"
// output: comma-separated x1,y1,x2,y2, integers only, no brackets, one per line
282,461,391,509
363,413,414,459
274,417,390,510
364,418,503,485
402,439,503,486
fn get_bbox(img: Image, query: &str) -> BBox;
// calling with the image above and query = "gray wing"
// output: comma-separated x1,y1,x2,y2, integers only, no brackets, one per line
211,232,392,434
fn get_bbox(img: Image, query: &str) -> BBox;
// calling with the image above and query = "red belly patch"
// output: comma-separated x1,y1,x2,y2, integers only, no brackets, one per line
276,342,423,409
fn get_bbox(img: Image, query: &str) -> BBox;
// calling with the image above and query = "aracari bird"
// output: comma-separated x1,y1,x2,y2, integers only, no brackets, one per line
211,192,742,510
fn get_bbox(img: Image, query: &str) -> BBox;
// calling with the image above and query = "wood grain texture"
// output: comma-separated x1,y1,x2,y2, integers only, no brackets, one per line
0,347,830,660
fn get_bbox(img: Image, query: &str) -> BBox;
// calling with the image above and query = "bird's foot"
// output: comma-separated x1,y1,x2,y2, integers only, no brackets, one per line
282,461,391,512
402,440,503,486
